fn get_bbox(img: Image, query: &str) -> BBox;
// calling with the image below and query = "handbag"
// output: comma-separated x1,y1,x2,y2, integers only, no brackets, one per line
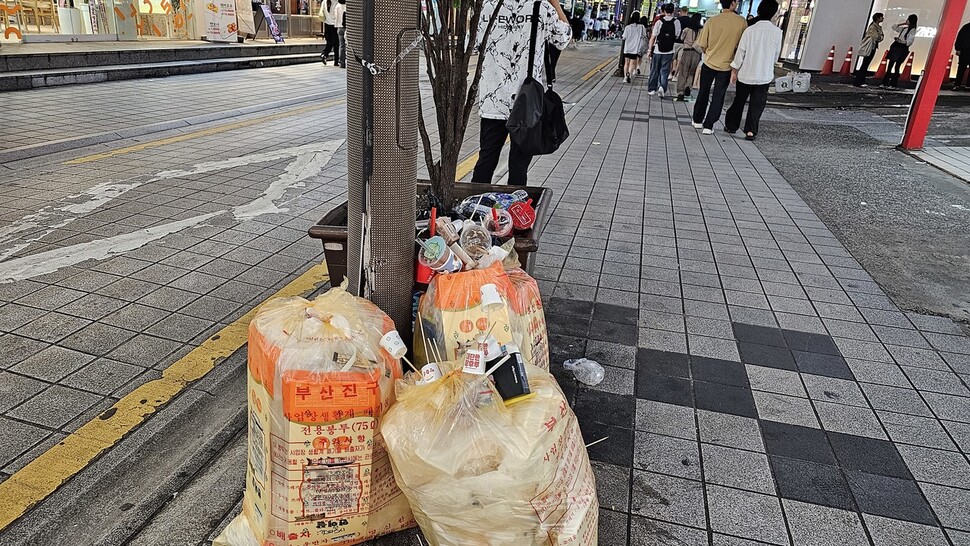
506,1,569,157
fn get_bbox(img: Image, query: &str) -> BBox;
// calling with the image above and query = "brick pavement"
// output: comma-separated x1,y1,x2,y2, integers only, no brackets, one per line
528,71,970,545
1,42,969,545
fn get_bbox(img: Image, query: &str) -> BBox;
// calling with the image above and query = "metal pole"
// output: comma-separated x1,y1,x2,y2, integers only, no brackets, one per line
346,0,420,331
899,0,968,150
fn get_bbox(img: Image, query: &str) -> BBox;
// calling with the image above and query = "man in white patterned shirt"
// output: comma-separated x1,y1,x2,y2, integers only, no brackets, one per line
471,0,571,185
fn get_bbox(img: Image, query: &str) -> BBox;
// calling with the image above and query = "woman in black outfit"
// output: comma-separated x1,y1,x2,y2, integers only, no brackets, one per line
881,14,917,89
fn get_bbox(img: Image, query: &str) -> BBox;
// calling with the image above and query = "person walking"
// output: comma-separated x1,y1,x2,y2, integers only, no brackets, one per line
675,13,703,101
854,12,884,87
955,22,970,90
319,0,339,65
646,3,681,97
569,14,585,47
333,0,346,68
692,0,746,134
622,11,648,83
592,17,601,40
723,0,782,140
471,0,571,185
881,14,917,89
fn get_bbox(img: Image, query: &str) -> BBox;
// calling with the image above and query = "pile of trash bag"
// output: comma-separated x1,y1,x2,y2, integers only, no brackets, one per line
381,358,599,545
214,284,415,546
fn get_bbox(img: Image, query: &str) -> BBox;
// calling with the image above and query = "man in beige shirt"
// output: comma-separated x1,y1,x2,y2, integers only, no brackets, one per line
691,0,747,134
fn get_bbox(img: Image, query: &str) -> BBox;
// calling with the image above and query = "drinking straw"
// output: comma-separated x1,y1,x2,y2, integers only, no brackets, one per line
430,207,437,236
491,207,498,224
585,436,610,448
484,354,511,377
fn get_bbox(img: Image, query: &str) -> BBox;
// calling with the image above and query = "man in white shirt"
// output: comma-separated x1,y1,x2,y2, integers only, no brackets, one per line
592,17,601,40
472,0,571,184
723,0,781,140
646,3,681,96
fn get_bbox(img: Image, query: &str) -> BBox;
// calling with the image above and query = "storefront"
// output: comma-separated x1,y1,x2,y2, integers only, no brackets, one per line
0,0,324,43
780,0,970,74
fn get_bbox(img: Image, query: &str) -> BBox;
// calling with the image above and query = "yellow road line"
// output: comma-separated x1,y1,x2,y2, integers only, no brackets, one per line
582,56,617,81
0,262,330,531
455,151,479,180
66,99,346,165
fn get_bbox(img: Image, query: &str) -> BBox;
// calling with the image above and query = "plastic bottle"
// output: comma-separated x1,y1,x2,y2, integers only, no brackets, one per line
563,358,605,386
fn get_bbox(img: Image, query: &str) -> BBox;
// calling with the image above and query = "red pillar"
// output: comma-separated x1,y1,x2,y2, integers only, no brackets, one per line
900,0,969,150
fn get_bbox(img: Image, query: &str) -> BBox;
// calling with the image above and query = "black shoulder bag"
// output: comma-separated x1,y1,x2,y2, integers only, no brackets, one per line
506,1,569,156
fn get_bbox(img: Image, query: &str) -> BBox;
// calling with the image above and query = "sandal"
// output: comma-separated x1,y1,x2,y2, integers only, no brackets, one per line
745,132,756,141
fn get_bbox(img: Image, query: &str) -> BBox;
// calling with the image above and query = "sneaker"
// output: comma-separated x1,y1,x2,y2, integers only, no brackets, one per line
676,94,684,101
702,128,714,135
658,87,666,98
691,121,703,129
648,90,656,96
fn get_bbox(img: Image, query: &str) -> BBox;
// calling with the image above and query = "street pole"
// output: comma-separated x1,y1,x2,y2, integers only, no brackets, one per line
346,0,420,332
899,0,968,150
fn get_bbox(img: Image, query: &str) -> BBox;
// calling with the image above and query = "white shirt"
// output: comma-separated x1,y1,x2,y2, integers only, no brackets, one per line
477,0,571,120
333,3,345,28
730,20,782,85
651,16,682,54
893,23,916,47
593,19,601,31
622,23,647,55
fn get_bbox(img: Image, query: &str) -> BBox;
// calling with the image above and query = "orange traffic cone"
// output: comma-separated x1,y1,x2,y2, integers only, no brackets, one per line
900,52,915,82
873,50,889,79
820,45,836,75
839,47,854,77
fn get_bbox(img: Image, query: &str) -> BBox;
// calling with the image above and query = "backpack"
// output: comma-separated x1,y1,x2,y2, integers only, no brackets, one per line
656,18,676,53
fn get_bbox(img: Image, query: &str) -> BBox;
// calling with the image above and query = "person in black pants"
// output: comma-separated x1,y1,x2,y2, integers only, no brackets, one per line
881,14,917,89
853,13,884,87
320,0,339,65
955,22,970,90
544,43,561,84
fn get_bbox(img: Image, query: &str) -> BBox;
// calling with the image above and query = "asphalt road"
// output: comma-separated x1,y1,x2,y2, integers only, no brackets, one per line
754,104,970,325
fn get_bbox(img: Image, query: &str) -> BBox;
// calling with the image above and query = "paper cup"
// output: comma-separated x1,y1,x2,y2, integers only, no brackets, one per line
380,330,407,359
478,335,503,360
463,350,486,375
479,283,505,313
420,363,442,383
419,236,462,273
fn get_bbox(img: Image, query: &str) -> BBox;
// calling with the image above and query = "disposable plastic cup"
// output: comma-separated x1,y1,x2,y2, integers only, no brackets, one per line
419,236,462,273
485,209,513,238
459,225,492,261
479,283,505,313
380,330,408,359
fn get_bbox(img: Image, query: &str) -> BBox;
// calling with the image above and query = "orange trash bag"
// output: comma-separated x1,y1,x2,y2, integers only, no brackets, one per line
414,263,549,370
214,284,415,546
382,360,598,545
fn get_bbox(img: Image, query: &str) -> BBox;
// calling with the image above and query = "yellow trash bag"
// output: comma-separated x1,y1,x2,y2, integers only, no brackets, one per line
414,263,549,370
381,360,598,546
215,284,415,546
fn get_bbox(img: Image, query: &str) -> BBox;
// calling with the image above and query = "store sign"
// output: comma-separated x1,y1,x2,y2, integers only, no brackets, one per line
259,3,284,43
204,0,238,43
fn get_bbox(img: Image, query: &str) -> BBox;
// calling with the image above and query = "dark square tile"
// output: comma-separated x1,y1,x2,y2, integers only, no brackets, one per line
761,420,837,465
792,351,855,380
636,373,693,408
579,422,633,467
589,320,638,346
733,322,787,347
574,389,635,429
827,432,912,480
637,348,689,378
548,297,594,319
691,356,750,388
593,302,638,326
549,334,587,370
769,455,855,511
739,342,797,371
694,381,757,418
844,470,936,526
547,319,591,338
783,329,841,355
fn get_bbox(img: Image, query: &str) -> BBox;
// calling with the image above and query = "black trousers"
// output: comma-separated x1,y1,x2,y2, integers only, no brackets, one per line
693,64,732,129
882,54,906,87
472,118,532,185
322,24,339,60
545,46,562,83
956,54,969,86
724,81,769,136
853,53,875,86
